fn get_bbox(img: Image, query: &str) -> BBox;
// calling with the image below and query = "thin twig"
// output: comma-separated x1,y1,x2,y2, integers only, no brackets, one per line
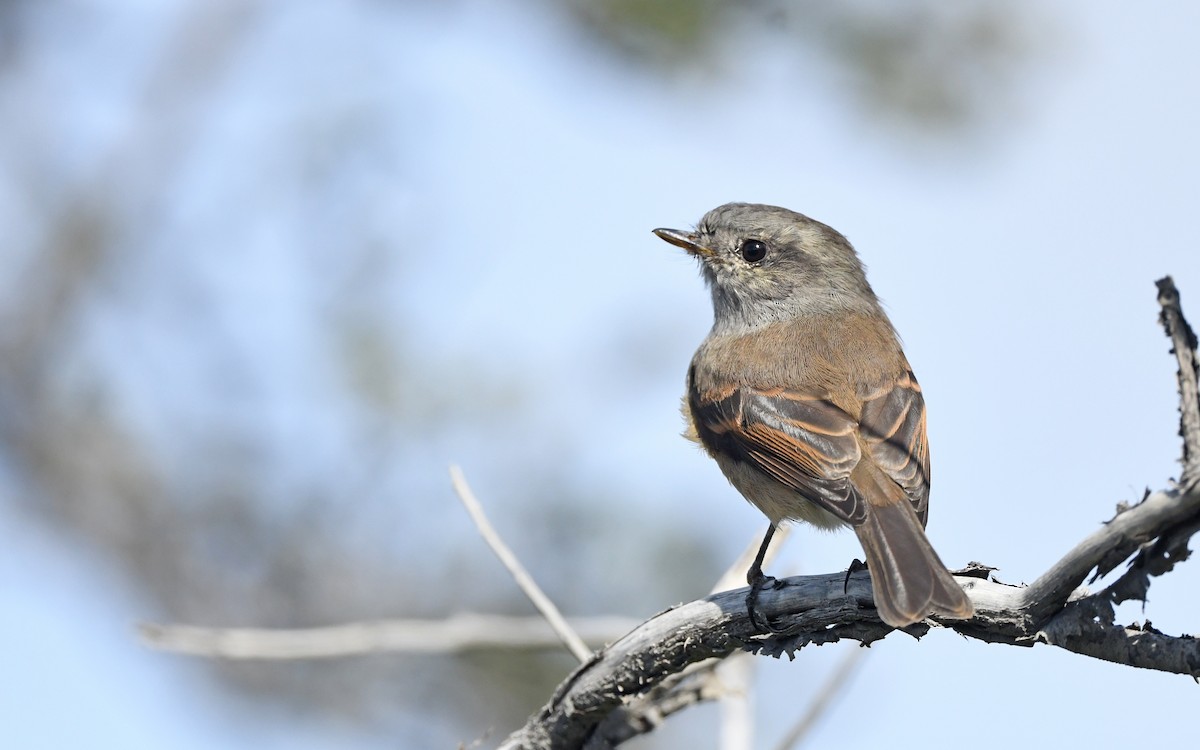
138,613,639,659
1157,276,1200,489
587,663,728,748
771,646,867,750
450,464,592,663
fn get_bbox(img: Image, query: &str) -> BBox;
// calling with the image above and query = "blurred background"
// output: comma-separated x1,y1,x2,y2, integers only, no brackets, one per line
1,0,1197,747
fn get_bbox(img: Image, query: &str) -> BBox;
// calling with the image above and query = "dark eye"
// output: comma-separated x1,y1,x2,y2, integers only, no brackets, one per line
740,239,768,263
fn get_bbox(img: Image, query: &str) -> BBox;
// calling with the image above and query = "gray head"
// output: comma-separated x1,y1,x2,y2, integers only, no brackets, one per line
654,203,881,332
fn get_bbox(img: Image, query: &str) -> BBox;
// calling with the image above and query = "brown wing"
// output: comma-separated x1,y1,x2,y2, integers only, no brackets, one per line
858,370,931,525
689,381,868,525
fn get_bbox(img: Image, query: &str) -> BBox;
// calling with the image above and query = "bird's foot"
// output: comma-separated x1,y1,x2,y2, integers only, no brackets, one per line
843,558,868,594
746,571,786,633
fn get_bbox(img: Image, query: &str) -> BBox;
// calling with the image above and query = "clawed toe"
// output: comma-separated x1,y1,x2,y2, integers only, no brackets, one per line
746,574,786,633
843,558,868,594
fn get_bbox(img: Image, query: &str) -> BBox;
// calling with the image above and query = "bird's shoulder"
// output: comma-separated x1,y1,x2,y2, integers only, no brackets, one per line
688,313,907,412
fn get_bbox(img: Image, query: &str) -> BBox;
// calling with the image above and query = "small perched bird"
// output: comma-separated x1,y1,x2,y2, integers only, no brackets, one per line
654,203,973,628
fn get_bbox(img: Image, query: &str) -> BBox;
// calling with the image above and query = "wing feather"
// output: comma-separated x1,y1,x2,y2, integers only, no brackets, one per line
689,384,867,525
858,370,931,524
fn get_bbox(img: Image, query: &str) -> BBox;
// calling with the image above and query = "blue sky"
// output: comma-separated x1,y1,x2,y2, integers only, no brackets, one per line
2,1,1198,747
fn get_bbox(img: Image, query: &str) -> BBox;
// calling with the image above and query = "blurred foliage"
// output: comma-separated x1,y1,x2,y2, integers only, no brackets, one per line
557,0,1035,132
564,0,723,62
0,0,1038,744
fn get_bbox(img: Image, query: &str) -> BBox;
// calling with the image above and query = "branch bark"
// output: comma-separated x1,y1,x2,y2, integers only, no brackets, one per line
501,484,1200,750
1158,276,1200,489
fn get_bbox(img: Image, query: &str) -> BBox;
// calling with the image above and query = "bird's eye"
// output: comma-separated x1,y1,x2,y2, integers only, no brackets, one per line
740,239,768,263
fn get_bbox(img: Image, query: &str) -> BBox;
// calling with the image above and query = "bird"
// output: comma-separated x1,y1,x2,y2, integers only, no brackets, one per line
653,202,974,628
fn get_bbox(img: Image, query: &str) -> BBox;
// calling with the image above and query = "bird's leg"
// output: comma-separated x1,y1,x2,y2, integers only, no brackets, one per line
745,524,785,632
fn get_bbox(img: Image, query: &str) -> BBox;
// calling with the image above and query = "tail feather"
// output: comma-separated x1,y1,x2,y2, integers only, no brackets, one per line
853,499,974,627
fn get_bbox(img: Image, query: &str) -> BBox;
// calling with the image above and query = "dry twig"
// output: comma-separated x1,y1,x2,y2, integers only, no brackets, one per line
585,527,793,749
139,613,638,659
1158,276,1200,489
450,465,592,664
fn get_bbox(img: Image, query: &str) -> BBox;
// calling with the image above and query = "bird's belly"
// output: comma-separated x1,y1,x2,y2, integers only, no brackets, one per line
716,455,848,530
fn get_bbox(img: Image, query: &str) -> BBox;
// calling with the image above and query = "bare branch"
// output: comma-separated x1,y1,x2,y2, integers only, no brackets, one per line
450,465,592,664
584,660,729,749
138,613,638,659
497,571,882,750
583,528,795,749
1019,487,1200,627
1157,276,1200,489
500,502,1200,750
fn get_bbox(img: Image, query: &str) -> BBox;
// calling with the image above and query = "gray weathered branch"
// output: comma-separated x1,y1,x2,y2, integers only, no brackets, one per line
501,484,1200,750
1158,276,1200,489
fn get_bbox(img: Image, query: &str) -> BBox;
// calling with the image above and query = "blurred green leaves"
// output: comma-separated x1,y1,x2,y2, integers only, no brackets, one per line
556,0,1038,133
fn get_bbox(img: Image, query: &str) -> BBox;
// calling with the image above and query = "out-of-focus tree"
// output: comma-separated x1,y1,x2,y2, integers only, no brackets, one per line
0,0,1037,744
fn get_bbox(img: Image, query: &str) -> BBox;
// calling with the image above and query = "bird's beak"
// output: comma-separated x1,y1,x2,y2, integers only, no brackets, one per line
653,227,713,257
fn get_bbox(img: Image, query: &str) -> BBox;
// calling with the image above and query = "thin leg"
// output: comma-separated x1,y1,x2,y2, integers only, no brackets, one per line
746,524,776,586
745,524,784,632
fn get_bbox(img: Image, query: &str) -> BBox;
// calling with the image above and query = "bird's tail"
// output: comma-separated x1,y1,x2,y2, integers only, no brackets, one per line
852,498,974,628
